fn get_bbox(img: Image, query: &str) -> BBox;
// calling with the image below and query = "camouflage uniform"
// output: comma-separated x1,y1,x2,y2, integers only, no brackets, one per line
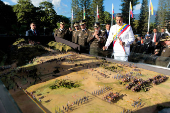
88,30,106,56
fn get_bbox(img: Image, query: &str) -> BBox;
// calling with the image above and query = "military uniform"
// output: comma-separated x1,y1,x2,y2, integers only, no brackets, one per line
155,37,170,67
54,22,69,40
88,30,106,56
77,29,91,53
72,22,80,43
160,45,170,57
72,30,80,43
54,28,69,40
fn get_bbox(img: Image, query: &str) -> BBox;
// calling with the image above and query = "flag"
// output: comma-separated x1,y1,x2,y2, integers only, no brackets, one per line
153,10,157,16
130,2,133,18
72,9,73,20
112,4,114,19
83,7,85,20
150,0,154,15
97,5,99,19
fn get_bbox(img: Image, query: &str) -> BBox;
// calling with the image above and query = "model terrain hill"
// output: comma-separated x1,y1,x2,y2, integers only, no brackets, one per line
0,39,170,113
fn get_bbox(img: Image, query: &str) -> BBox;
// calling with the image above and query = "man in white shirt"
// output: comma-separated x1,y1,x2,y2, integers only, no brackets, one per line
103,13,135,61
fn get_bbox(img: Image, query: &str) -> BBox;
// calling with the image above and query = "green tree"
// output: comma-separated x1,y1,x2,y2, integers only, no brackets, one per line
120,0,140,28
79,0,91,28
137,0,148,36
156,0,170,30
90,0,104,29
0,1,17,35
103,11,111,24
13,0,36,24
149,22,157,33
133,20,139,34
38,1,58,35
13,0,37,35
71,0,81,22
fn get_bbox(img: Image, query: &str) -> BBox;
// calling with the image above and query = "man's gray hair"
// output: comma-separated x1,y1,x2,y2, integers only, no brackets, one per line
116,13,123,18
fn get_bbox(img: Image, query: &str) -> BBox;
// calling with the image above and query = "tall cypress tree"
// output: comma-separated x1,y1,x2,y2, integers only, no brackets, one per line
79,0,91,28
165,0,170,31
71,0,91,28
156,0,166,29
90,0,104,29
120,0,139,28
71,0,81,23
137,0,148,36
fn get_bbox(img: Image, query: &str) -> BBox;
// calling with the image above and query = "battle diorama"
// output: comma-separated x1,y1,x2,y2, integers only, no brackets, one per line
0,39,170,113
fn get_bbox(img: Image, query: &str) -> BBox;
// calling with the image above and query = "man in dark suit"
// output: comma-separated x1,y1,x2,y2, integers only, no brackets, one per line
150,28,161,53
161,28,168,39
26,22,39,36
104,23,110,39
104,23,112,49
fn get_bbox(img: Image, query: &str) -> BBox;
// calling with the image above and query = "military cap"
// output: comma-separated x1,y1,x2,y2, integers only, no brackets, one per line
60,21,65,25
79,20,86,25
94,22,100,28
116,13,123,17
74,22,79,27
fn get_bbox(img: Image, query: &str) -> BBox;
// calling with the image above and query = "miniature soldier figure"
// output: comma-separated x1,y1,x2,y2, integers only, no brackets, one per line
54,22,69,40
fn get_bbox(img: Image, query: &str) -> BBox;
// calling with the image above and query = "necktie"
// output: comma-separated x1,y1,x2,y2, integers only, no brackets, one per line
154,33,156,42
107,32,109,36
34,30,36,36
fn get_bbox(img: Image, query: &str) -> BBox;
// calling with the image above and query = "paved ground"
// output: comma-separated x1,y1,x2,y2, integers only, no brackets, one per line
0,80,21,113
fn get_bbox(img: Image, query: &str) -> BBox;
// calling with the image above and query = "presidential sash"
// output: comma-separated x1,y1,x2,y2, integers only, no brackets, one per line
112,24,130,55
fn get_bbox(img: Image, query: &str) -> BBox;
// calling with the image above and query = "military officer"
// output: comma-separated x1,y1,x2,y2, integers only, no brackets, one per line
87,22,106,56
155,37,170,67
160,37,170,57
161,28,169,39
72,22,80,43
76,20,91,53
54,22,69,40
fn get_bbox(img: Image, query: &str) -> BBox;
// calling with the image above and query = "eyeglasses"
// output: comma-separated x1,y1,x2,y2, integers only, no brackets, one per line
81,24,84,26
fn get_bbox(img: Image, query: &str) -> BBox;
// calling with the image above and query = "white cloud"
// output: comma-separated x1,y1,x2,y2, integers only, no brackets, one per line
32,0,45,7
4,1,10,5
135,3,142,10
52,0,61,8
62,3,68,7
11,0,17,3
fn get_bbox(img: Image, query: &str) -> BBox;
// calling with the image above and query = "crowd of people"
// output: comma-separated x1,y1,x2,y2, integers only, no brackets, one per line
25,13,170,62
132,28,170,58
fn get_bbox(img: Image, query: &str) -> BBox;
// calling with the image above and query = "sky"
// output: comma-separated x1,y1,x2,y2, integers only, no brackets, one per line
2,0,159,17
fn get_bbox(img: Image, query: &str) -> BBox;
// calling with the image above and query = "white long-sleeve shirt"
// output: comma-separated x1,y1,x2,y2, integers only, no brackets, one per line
105,23,135,56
